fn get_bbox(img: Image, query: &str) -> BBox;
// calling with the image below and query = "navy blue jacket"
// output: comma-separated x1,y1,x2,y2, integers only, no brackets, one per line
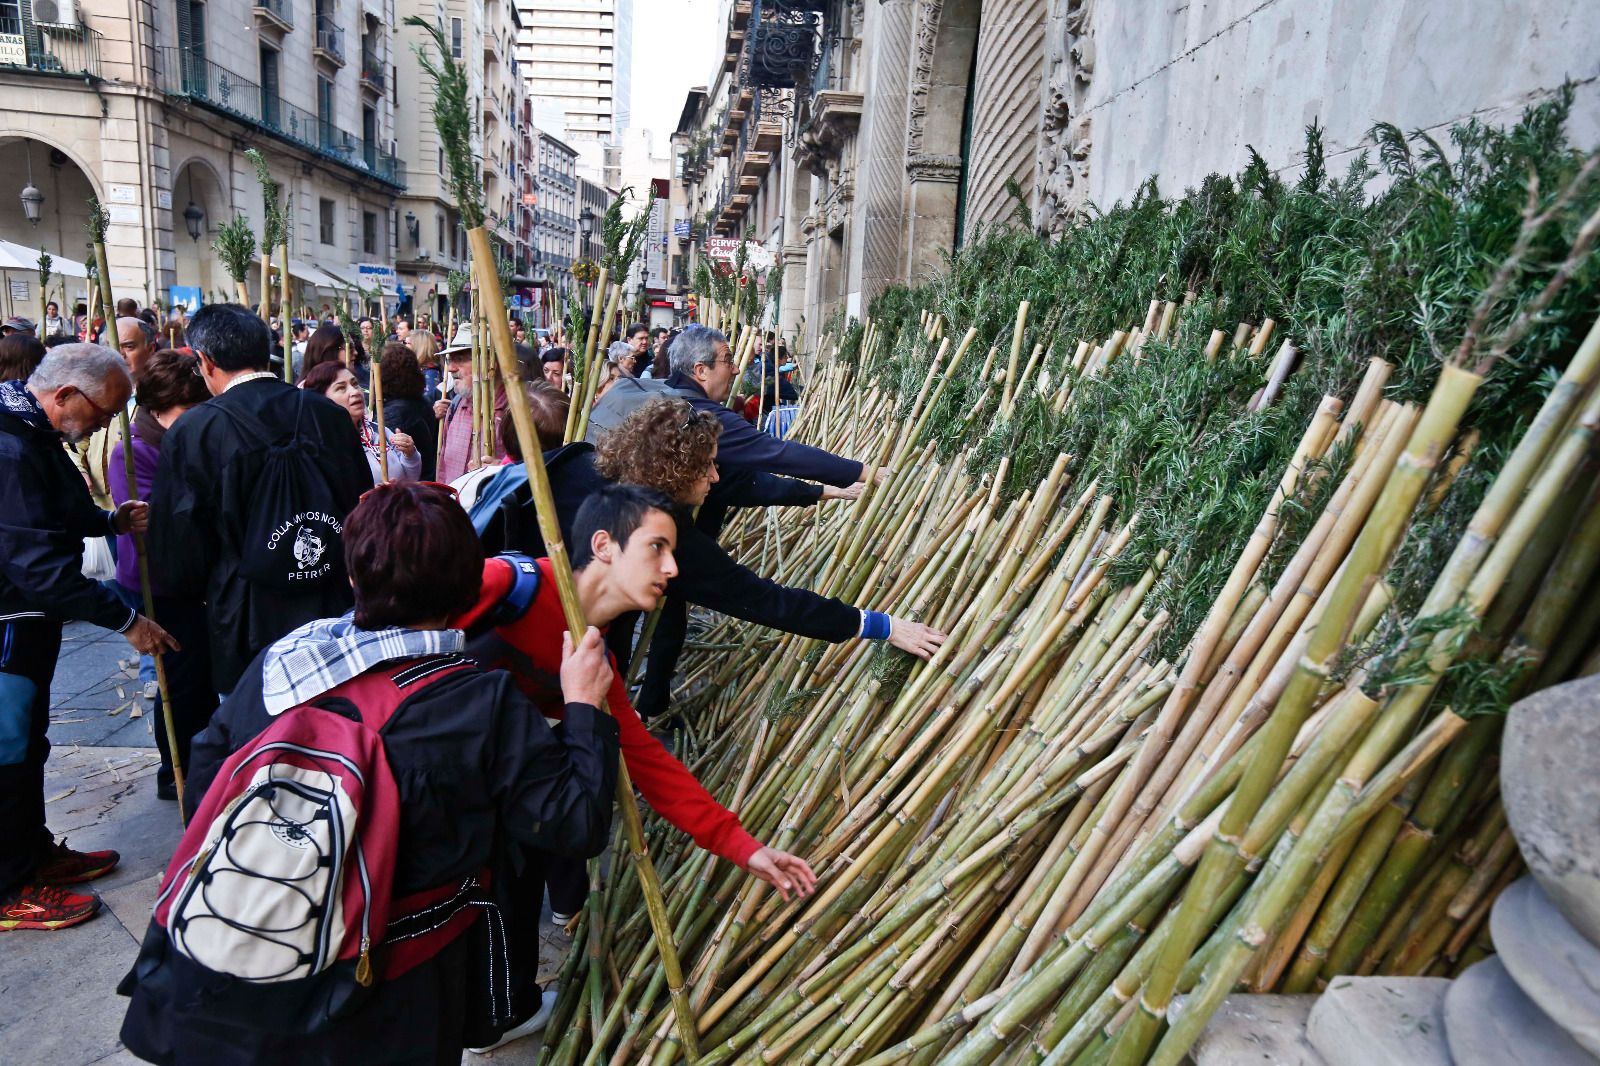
0,381,136,633
665,371,863,487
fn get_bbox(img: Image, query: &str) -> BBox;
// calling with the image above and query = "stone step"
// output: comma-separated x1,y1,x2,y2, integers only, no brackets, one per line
1490,876,1600,1058
1443,955,1597,1065
1305,976,1454,1066
1189,993,1326,1065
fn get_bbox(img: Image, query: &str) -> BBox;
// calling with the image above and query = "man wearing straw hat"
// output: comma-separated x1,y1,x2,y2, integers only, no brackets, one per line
0,344,178,931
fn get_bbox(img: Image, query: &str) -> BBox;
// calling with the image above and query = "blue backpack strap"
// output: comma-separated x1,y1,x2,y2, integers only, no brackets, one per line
488,553,541,627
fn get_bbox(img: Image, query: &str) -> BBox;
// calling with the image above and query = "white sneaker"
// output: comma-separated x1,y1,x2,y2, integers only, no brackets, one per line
549,909,576,925
468,987,557,1054
142,681,159,701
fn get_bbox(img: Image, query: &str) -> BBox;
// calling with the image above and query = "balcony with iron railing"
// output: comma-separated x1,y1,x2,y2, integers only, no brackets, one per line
251,0,292,32
0,14,103,80
360,46,385,91
314,15,345,65
159,46,403,188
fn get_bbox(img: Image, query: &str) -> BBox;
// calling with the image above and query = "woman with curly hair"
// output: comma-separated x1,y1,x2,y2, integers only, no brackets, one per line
379,343,439,479
594,394,722,504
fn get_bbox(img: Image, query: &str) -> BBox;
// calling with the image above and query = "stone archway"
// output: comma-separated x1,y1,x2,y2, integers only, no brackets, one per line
171,157,230,298
0,135,100,318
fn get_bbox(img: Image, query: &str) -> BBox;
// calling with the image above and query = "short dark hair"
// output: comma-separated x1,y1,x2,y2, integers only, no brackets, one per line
571,483,676,570
626,322,649,340
115,298,140,318
500,378,570,460
187,303,271,372
541,346,568,365
135,350,210,411
43,334,78,350
0,333,46,382
379,342,425,400
650,326,668,339
345,482,483,628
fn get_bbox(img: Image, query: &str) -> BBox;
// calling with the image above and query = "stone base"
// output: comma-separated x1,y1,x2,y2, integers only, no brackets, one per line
1191,993,1326,1065
1306,976,1454,1066
1444,955,1596,1066
1490,877,1600,1058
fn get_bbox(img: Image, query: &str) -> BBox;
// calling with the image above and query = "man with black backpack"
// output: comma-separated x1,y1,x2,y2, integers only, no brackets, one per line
147,304,372,695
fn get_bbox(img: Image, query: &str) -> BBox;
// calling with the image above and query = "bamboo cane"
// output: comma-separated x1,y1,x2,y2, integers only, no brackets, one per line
466,226,700,1060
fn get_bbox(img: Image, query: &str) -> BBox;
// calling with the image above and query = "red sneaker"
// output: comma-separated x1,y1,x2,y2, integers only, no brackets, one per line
35,839,120,885
0,882,100,930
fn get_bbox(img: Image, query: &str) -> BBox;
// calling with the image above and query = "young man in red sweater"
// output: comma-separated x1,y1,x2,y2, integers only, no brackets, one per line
453,482,815,1050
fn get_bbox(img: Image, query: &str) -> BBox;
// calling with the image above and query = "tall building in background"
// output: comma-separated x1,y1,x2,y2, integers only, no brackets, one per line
514,0,633,182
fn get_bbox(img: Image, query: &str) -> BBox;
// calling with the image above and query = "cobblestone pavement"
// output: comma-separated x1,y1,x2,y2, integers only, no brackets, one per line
0,622,568,1066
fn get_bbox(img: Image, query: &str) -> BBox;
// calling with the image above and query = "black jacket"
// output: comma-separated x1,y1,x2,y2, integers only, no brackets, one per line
480,444,859,643
382,396,439,480
184,651,620,891
148,378,372,692
665,371,863,487
0,381,136,633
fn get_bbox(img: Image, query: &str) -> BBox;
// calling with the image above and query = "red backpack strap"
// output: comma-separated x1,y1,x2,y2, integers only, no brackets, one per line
325,654,478,733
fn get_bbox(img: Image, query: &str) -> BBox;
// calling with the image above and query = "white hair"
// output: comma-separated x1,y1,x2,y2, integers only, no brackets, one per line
28,343,132,398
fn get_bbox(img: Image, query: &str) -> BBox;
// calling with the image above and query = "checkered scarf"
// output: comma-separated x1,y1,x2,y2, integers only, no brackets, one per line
261,613,465,715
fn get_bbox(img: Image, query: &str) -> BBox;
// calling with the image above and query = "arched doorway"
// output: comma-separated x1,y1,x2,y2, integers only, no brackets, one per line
172,158,229,303
0,136,98,319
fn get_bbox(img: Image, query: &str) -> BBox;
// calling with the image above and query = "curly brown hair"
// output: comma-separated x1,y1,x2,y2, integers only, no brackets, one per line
594,397,721,503
379,342,425,400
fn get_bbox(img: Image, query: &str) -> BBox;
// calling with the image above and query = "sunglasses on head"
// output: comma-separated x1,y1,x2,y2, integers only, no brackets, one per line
359,480,461,503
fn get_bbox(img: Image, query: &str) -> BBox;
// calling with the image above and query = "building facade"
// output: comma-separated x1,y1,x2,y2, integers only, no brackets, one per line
392,0,530,327
671,0,1600,352
0,0,408,319
531,126,577,309
513,0,631,183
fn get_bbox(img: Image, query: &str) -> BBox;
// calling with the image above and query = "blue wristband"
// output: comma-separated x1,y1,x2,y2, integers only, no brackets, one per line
861,610,892,641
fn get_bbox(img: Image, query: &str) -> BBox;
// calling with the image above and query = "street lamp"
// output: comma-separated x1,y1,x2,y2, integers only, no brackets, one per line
183,200,205,241
19,181,43,226
578,206,596,241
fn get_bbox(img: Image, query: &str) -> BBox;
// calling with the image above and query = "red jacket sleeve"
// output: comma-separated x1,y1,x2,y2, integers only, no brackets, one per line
605,666,761,868
457,557,761,868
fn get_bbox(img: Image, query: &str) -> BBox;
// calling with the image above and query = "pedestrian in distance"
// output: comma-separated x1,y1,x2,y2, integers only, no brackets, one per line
303,361,420,486
378,342,438,480
0,343,179,932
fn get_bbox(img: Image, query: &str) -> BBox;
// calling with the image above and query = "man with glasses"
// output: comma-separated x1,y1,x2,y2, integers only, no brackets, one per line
0,344,179,932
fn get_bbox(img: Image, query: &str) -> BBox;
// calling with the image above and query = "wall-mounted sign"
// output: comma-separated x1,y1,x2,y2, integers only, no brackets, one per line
0,35,26,65
354,263,399,291
106,184,139,204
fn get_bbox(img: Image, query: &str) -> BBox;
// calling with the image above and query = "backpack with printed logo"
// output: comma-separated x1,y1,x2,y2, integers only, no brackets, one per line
121,656,489,1034
220,392,350,592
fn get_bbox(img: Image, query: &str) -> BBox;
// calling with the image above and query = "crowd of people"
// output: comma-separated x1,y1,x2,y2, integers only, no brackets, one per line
0,296,943,1063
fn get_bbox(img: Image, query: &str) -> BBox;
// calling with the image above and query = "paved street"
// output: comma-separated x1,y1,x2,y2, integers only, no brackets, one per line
0,622,562,1066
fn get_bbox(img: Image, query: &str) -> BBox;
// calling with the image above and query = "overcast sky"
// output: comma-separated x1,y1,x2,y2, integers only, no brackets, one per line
628,0,721,154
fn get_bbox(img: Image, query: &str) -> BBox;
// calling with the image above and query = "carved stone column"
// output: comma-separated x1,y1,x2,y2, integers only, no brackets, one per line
1035,0,1095,232
853,0,916,305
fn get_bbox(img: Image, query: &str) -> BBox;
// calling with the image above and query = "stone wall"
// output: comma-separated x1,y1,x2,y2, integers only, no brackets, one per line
1044,0,1600,220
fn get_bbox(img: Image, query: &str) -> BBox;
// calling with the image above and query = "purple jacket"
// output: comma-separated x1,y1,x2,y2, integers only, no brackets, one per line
109,433,166,597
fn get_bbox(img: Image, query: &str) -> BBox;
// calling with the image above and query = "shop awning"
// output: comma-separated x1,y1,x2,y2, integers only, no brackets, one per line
287,259,343,289
0,241,89,277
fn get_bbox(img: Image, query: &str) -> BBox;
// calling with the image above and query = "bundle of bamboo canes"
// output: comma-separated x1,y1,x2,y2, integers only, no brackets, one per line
535,161,1600,1060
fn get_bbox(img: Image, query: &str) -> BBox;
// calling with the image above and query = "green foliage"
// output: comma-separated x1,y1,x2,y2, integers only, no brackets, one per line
212,215,258,286
600,187,652,279
36,250,51,291
861,95,1600,658
245,148,291,253
85,196,109,245
408,17,484,229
